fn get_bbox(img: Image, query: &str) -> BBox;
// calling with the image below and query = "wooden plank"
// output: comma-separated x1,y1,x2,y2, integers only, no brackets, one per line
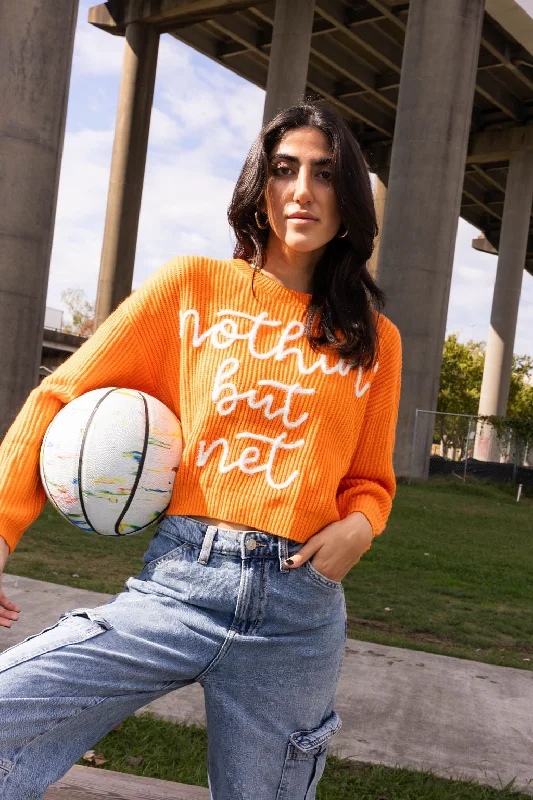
44,764,210,800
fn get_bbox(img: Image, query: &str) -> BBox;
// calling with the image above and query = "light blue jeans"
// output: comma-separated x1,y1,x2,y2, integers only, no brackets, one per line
0,515,347,799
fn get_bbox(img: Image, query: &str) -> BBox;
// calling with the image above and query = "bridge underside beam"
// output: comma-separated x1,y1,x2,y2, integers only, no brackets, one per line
88,0,272,34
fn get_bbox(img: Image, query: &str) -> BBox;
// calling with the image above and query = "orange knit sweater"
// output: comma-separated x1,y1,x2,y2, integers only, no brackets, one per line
0,255,402,553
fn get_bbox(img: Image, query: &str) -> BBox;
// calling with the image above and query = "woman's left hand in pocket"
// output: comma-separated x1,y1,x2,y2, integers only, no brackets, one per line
283,512,373,582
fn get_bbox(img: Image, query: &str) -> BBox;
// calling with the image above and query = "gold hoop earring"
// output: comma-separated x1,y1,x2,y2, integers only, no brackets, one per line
337,225,348,238
255,210,270,230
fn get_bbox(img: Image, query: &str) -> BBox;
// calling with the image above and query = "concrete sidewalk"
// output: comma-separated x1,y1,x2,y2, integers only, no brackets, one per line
2,574,532,796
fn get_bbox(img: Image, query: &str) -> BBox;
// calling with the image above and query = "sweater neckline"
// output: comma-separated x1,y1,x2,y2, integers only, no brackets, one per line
232,259,312,306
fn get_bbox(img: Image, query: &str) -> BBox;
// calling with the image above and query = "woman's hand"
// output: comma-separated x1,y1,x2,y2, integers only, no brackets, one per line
284,512,373,582
0,536,21,628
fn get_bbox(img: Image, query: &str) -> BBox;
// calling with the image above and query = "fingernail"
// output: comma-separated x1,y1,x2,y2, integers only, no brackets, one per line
285,558,294,566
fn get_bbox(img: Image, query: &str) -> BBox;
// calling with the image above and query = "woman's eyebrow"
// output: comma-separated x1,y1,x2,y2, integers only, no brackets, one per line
270,153,333,166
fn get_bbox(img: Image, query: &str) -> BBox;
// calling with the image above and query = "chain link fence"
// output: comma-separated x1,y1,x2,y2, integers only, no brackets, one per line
409,410,533,488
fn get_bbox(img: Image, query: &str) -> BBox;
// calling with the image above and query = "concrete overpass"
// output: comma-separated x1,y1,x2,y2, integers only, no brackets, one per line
1,0,532,477
41,328,88,373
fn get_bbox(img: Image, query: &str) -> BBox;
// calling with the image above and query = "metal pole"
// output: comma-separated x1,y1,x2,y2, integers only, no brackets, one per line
463,417,472,482
408,409,420,484
512,430,519,484
432,410,480,419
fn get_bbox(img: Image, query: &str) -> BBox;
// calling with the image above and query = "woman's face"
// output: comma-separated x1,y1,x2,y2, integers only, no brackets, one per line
259,126,342,256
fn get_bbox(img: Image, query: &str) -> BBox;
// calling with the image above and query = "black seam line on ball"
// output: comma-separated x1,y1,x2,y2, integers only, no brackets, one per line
115,391,150,535
79,387,118,535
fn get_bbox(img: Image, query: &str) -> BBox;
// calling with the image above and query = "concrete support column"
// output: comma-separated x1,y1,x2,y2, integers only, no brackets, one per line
474,148,533,462
94,23,159,330
262,0,315,125
376,0,484,478
0,0,78,441
368,170,388,282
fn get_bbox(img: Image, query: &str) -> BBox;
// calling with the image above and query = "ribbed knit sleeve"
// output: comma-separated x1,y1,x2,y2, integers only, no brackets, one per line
336,317,402,538
0,257,181,554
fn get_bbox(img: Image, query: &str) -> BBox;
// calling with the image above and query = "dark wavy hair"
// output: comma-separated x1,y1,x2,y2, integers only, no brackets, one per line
227,100,386,371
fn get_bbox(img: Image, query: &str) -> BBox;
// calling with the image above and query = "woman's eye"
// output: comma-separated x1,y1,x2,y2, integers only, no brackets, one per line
272,166,332,181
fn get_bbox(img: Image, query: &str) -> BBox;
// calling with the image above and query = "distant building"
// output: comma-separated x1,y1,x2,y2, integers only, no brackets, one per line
40,307,88,381
44,307,64,331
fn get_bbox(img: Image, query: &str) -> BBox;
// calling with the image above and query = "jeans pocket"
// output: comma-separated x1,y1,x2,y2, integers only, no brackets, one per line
141,528,188,570
276,710,341,800
304,559,343,590
0,608,112,674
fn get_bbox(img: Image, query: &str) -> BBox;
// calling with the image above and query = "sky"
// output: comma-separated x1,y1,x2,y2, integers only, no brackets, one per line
47,0,533,359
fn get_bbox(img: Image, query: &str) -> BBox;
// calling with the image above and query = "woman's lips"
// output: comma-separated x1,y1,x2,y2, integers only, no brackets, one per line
288,217,318,223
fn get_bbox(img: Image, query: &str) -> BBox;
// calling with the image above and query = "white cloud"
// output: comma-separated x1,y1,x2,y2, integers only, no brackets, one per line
47,127,115,308
516,271,533,356
73,19,124,76
446,218,533,359
47,27,264,310
162,85,222,133
156,36,192,77
148,107,183,147
134,139,242,280
54,129,114,222
157,38,264,148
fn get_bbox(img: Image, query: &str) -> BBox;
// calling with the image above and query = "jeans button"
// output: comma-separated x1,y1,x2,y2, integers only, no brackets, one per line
245,539,257,550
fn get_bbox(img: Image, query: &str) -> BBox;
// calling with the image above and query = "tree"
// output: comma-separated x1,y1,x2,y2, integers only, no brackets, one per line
438,333,484,416
438,335,533,418
60,288,95,337
507,353,533,418
436,334,533,458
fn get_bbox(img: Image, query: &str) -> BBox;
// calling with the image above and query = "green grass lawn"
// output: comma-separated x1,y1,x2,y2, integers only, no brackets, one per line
75,711,532,799
344,479,533,671
4,480,533,670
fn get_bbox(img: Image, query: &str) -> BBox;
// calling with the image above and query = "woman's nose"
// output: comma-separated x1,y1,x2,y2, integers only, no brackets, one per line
293,169,313,203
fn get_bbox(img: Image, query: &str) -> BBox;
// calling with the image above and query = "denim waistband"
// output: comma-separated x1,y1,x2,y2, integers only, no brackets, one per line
157,514,306,573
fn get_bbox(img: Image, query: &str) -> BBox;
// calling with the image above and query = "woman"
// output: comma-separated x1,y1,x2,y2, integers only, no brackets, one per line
0,100,402,799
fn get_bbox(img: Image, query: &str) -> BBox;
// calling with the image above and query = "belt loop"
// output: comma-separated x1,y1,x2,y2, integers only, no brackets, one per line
198,525,218,566
278,536,290,573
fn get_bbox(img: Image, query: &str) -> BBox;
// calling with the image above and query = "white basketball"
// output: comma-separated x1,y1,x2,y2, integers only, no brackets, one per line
39,387,183,536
